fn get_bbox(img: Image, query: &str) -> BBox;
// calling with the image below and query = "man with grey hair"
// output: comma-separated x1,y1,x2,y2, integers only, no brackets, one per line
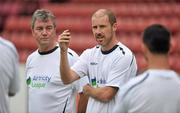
58,9,137,113
26,9,88,113
0,36,20,113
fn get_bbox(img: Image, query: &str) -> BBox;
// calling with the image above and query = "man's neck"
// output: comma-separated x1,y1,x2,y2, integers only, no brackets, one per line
147,54,170,70
101,38,118,51
39,42,57,52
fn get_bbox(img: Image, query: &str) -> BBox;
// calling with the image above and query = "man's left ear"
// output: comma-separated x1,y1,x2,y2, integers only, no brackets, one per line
113,23,117,31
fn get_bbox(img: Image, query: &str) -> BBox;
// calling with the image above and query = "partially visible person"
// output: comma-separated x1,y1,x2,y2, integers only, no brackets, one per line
77,91,89,113
113,24,180,113
26,9,88,113
58,9,137,113
0,36,20,113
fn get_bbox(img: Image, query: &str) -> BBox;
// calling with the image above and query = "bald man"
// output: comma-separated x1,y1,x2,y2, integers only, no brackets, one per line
58,9,137,113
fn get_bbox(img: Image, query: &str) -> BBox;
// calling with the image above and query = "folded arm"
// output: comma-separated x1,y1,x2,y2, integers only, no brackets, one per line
83,84,118,102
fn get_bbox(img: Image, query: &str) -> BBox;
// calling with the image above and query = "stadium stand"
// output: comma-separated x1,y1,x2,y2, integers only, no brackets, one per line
0,0,180,73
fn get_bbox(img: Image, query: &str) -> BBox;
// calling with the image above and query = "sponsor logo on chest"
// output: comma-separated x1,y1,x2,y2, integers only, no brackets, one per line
26,75,52,89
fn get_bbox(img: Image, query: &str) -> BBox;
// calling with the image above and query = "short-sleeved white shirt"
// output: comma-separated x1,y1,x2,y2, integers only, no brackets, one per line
113,69,180,113
26,46,86,113
0,37,19,113
72,42,137,113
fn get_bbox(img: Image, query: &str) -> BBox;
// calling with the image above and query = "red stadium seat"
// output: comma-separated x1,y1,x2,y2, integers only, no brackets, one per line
169,54,180,74
5,16,31,32
69,34,96,54
19,50,32,63
135,53,148,73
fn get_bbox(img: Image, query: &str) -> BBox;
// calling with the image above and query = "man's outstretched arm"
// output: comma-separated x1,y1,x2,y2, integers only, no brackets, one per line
58,30,80,84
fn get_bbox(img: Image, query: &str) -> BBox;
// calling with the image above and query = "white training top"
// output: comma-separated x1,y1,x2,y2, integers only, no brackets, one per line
72,42,137,113
0,37,20,113
26,46,85,113
113,69,180,113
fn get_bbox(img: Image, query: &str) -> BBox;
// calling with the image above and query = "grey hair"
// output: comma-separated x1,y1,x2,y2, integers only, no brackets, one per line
31,9,56,29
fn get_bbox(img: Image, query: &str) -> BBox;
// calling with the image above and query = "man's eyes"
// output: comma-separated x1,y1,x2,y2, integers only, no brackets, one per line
35,26,53,31
92,25,106,29
46,27,53,30
36,27,43,31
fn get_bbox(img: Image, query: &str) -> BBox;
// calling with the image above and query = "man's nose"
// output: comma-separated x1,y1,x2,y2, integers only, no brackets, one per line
95,27,102,34
42,29,47,35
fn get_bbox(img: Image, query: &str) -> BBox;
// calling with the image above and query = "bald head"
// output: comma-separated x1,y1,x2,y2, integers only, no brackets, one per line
92,9,117,26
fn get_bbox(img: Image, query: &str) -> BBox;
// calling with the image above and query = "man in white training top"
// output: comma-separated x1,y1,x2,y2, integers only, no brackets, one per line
113,24,180,113
26,9,88,113
0,36,20,113
58,9,137,113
